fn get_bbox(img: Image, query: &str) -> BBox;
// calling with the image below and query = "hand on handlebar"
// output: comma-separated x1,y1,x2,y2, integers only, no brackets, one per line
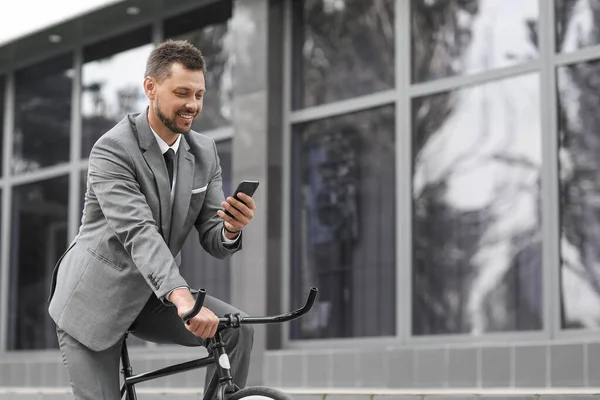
169,288,219,339
182,306,219,339
174,286,319,333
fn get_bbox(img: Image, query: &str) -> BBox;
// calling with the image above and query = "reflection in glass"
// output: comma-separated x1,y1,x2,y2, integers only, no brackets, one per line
290,106,396,339
165,3,232,132
556,0,600,53
292,0,394,109
14,54,72,174
179,139,232,303
411,0,538,83
412,74,542,335
81,28,153,157
8,176,69,350
558,60,600,329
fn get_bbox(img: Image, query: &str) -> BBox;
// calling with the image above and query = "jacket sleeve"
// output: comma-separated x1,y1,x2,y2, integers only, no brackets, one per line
88,135,188,304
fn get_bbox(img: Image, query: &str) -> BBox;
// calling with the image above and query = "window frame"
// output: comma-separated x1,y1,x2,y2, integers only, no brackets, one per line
0,0,236,355
281,0,588,350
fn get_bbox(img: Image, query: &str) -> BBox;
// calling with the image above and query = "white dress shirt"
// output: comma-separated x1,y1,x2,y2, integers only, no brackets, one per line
149,126,240,303
149,126,238,245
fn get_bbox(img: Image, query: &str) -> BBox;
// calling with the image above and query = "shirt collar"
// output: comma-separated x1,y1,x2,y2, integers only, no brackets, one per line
149,125,181,155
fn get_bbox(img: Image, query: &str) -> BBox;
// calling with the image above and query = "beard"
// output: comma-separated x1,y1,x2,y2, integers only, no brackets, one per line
154,97,193,135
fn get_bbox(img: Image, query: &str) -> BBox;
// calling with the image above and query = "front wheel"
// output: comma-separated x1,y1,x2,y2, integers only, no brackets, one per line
229,386,294,400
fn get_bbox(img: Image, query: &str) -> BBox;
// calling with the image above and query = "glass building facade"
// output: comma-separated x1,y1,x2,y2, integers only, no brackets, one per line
2,0,600,391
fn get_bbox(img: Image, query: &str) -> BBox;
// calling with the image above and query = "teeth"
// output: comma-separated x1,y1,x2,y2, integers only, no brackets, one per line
178,113,193,119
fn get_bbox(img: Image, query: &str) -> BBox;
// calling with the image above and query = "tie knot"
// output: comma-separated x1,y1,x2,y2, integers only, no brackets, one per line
164,148,175,161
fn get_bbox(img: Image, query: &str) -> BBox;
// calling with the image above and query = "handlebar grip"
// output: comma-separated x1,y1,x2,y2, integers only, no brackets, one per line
181,289,206,325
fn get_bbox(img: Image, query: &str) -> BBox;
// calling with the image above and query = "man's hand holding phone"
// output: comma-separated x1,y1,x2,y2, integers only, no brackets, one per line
217,180,259,239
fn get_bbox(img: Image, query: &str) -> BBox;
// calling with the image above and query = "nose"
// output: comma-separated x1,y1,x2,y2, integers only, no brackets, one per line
185,101,198,114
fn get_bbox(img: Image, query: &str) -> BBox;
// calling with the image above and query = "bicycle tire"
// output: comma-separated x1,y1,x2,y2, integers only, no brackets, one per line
228,386,294,400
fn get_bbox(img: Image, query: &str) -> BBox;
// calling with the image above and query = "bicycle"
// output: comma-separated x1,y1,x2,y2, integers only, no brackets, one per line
119,287,319,400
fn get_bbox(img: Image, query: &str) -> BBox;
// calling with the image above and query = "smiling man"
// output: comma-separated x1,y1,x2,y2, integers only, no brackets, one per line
48,40,256,400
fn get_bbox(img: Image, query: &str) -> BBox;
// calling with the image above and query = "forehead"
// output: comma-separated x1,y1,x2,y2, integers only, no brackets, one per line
161,63,205,90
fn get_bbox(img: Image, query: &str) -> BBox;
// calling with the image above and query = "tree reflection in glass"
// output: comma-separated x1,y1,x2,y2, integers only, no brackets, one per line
169,23,232,132
556,0,600,53
290,106,396,339
81,29,153,158
558,60,600,329
412,0,538,83
14,54,73,174
8,177,68,350
292,0,395,109
412,74,542,335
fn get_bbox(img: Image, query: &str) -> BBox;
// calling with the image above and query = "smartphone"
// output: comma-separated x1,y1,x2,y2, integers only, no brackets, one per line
224,180,259,217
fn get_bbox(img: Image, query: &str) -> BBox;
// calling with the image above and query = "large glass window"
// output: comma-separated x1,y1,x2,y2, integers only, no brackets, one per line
291,0,395,109
179,139,232,303
81,27,153,158
412,73,542,335
14,54,73,174
412,0,539,83
164,2,232,132
290,106,396,339
558,60,600,329
556,0,600,53
8,176,69,350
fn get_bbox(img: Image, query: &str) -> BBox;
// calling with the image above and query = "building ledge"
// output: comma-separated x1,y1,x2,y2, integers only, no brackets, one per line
2,387,600,397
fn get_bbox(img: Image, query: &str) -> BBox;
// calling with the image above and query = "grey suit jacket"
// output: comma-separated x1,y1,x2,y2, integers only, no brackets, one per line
48,110,241,351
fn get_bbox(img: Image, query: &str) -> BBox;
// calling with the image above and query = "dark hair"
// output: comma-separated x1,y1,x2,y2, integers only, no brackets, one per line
145,39,206,82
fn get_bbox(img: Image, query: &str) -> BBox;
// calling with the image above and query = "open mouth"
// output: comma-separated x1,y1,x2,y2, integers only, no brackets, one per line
177,112,194,121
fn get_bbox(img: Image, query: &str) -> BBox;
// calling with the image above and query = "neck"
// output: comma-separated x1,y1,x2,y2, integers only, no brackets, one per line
147,107,179,146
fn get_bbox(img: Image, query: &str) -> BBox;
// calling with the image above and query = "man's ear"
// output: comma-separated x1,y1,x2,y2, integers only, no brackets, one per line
144,77,156,100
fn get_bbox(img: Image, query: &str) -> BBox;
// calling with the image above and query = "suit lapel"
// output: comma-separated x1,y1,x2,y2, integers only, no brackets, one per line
169,137,195,248
133,112,173,242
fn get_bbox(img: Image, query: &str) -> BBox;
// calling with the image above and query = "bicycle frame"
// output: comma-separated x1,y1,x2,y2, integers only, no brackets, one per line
120,287,318,400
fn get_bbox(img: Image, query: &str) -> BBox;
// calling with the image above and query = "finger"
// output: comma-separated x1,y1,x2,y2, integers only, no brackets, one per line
226,197,252,216
191,317,206,338
237,193,256,210
217,211,245,232
199,322,212,339
221,200,248,223
199,309,217,338
185,319,198,334
218,204,246,227
223,221,243,234
227,196,254,219
217,209,241,226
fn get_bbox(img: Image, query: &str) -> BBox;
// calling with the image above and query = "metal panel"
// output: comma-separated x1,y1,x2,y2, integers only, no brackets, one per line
0,72,14,353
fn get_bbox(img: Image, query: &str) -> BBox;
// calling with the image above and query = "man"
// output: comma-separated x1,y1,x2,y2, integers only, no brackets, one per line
48,40,255,399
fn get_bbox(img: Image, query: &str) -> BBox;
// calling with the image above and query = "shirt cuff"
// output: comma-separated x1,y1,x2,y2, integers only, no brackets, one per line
222,227,240,244
166,286,189,305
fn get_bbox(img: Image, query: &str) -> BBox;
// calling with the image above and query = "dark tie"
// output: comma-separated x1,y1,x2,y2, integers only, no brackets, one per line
163,148,175,187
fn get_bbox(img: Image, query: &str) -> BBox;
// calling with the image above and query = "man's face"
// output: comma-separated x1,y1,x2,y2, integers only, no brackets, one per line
152,63,205,134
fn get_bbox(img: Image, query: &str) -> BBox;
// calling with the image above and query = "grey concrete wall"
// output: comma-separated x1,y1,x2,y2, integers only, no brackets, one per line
3,389,600,399
264,342,597,390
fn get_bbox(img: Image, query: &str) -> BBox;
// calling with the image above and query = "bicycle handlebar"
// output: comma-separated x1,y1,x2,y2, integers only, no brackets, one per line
181,287,318,327
181,289,207,325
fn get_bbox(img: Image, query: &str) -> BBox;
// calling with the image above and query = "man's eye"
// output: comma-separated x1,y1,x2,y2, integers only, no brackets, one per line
175,92,186,97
